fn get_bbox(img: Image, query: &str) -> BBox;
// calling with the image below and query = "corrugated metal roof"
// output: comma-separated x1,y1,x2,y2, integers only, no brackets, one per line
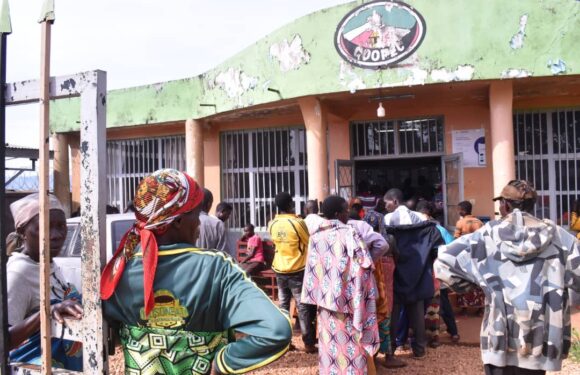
4,144,54,159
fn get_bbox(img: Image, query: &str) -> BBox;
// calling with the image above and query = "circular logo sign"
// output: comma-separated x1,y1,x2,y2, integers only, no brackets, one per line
334,1,426,69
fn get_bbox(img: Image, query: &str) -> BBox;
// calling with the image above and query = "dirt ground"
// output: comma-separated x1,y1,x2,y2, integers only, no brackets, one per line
107,332,580,375
108,309,580,374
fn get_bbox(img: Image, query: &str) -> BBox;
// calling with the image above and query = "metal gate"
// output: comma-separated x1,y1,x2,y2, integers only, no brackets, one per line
514,108,580,226
335,159,354,200
106,136,186,212
220,127,308,230
442,153,464,229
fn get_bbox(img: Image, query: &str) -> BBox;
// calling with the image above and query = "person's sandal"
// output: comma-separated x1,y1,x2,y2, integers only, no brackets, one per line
379,355,407,368
428,339,440,348
303,344,318,354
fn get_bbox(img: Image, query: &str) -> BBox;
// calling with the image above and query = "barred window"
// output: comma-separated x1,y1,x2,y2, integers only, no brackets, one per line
514,109,580,226
351,117,444,158
107,136,186,212
221,127,308,230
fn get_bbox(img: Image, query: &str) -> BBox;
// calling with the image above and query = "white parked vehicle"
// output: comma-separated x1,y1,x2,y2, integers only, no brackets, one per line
54,213,136,291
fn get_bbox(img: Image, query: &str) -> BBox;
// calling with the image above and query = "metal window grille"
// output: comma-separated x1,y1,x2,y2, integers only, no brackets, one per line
220,127,308,230
514,108,580,226
351,117,444,159
106,135,186,212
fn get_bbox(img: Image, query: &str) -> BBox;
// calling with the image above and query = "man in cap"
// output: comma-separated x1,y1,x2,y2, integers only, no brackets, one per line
102,169,291,374
435,180,580,375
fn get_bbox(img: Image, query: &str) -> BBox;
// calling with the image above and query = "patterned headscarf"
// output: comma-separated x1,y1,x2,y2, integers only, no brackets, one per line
101,169,203,316
8,193,65,256
10,192,65,230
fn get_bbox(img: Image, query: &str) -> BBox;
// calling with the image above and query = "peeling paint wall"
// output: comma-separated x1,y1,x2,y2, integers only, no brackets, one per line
51,0,580,132
431,65,475,82
269,35,311,72
510,14,528,49
339,61,366,93
211,68,258,107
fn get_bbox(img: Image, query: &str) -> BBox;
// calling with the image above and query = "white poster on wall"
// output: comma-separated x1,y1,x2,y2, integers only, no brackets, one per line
452,129,486,168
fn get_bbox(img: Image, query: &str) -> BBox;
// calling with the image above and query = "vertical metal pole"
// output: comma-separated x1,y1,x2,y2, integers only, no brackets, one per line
574,110,578,214
261,132,265,227
557,112,563,222
0,32,10,375
80,70,107,373
38,19,53,375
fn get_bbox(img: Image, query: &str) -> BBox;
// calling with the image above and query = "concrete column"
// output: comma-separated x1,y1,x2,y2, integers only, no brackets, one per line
185,119,204,187
69,133,81,215
489,81,516,202
298,97,329,202
52,133,71,217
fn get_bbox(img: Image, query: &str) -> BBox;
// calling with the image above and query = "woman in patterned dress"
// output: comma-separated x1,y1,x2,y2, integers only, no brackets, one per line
302,196,379,375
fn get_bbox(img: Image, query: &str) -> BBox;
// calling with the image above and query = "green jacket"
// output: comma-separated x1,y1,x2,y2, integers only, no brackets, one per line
103,244,292,374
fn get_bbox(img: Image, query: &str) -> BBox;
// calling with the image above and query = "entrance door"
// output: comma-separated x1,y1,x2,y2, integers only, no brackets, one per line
335,160,354,200
442,153,464,229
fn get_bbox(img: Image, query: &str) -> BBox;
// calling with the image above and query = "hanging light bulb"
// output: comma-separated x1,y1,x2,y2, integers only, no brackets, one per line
377,102,386,118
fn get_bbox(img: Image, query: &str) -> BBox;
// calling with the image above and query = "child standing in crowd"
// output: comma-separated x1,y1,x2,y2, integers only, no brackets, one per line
417,201,460,344
454,200,484,238
454,201,485,315
239,224,265,276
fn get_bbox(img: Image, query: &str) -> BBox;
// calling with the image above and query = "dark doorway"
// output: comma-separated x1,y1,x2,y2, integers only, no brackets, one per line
355,157,442,201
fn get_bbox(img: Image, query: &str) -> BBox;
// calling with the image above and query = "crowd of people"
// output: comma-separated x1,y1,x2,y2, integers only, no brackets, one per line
3,169,580,375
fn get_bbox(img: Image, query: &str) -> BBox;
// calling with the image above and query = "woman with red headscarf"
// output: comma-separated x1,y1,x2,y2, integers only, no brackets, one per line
101,169,291,374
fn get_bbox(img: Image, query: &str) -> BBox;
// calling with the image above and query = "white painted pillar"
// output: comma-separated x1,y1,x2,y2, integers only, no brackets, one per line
185,119,205,187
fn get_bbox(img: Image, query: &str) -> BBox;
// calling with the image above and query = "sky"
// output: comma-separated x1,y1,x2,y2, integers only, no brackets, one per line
4,0,352,150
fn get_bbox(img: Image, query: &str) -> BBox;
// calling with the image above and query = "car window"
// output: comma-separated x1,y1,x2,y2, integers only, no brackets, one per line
111,220,134,251
71,229,83,257
59,223,80,257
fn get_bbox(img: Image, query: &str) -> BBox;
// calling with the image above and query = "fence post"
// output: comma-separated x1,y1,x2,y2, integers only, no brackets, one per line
80,70,108,373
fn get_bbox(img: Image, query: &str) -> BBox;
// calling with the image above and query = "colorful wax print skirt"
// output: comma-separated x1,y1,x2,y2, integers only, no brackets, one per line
425,287,441,341
119,325,228,375
317,308,375,375
456,287,485,309
381,257,395,314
